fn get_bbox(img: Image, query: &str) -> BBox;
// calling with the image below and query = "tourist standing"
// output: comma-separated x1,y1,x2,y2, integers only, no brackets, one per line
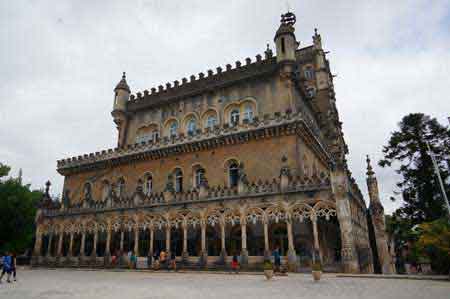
0,251,12,283
273,246,281,273
170,251,176,271
231,253,239,274
159,250,166,270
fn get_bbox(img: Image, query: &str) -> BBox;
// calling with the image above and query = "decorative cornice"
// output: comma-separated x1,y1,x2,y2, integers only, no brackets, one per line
57,111,332,175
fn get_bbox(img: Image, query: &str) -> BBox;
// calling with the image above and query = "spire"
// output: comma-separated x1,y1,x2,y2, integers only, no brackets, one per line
264,43,273,59
114,71,130,93
366,155,375,177
313,28,322,49
18,168,22,184
45,180,51,197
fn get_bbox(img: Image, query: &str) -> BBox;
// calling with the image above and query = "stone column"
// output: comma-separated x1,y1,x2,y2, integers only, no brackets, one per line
105,229,111,255
120,231,124,252
264,221,270,258
33,231,43,256
80,231,86,257
331,167,359,273
240,221,248,265
69,232,74,257
149,228,154,256
47,233,53,257
182,223,188,260
219,221,227,264
200,222,207,265
286,219,297,270
134,228,139,256
165,225,171,254
312,216,321,262
92,230,98,257
57,233,63,256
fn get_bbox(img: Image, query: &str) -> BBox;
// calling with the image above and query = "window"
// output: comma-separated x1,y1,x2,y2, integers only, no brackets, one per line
83,183,92,198
152,130,159,142
117,178,125,197
206,115,217,129
195,168,205,188
174,169,183,193
187,119,197,135
281,37,286,53
145,174,153,195
243,105,254,122
230,109,240,125
102,181,110,201
229,163,239,187
304,67,314,80
135,128,159,144
169,122,178,137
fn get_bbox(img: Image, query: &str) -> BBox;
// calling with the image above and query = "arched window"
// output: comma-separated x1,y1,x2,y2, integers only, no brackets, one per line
145,174,153,195
304,67,314,80
186,118,197,135
206,115,217,129
117,178,125,197
229,163,239,187
101,181,110,201
169,121,178,137
174,169,183,193
195,168,205,188
83,183,92,199
230,109,240,125
243,105,253,122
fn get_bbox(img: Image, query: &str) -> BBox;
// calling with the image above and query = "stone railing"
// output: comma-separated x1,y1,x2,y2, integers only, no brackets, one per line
41,174,331,217
56,109,330,175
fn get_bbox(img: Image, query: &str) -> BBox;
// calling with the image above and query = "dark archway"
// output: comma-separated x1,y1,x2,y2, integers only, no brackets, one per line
269,223,288,256
206,226,221,256
171,227,183,256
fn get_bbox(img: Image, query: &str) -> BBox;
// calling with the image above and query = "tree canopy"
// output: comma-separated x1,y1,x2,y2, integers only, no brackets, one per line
379,113,450,224
0,163,42,254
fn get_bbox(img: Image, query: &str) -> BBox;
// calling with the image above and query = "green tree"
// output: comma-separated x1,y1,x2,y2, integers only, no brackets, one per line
0,162,11,179
0,163,42,253
379,113,450,224
416,219,450,274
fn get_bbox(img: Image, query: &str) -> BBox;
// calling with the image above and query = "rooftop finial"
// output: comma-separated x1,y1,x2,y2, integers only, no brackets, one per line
280,11,296,26
45,180,51,197
122,71,126,79
265,43,273,58
366,155,374,177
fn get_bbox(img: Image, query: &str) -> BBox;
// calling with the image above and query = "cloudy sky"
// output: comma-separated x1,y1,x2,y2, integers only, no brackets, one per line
1,0,449,213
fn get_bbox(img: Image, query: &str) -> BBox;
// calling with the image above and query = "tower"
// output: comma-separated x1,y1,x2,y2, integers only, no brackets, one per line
366,155,394,274
112,72,130,148
274,12,299,66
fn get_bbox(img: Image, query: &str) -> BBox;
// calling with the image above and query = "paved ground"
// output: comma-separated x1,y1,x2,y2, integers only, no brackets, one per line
0,269,448,299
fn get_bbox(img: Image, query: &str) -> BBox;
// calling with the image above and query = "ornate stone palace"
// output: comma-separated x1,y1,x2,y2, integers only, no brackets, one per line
32,12,393,273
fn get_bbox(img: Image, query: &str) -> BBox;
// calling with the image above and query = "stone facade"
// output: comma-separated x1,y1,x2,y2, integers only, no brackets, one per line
32,12,383,273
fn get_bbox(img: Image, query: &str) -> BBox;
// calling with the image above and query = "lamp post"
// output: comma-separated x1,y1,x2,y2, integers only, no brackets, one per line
426,141,450,218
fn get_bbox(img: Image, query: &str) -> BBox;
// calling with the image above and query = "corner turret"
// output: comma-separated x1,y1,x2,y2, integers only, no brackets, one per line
274,12,299,64
366,155,394,274
112,72,131,148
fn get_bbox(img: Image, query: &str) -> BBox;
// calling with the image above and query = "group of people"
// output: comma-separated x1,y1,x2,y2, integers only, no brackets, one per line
0,252,17,284
152,250,177,271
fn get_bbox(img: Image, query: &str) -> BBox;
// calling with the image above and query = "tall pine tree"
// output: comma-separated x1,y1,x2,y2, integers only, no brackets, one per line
379,113,450,224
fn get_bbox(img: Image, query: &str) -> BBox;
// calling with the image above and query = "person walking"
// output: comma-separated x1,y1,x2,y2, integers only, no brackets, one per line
273,246,281,273
11,253,17,282
0,251,12,283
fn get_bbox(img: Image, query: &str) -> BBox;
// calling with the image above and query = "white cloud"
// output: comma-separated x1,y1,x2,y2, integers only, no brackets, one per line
1,0,449,213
